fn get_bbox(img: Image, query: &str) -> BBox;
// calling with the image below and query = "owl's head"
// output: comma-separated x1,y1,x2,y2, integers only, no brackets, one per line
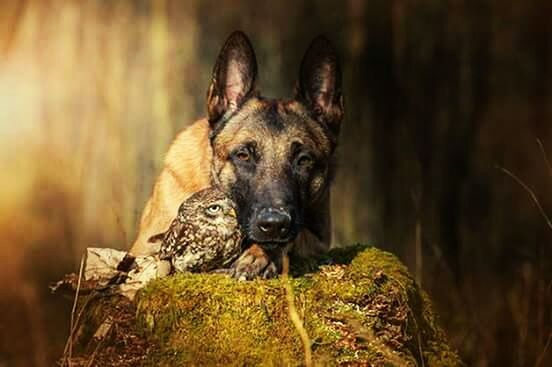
181,188,238,230
148,187,241,245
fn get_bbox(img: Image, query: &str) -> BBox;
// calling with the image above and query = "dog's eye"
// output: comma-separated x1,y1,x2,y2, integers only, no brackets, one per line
296,154,313,168
234,146,254,163
206,204,222,214
236,151,250,161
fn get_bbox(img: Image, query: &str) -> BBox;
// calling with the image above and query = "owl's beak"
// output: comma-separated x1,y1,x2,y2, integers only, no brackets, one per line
228,208,237,218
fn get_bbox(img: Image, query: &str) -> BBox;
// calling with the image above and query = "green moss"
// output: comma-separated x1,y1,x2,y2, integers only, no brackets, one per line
64,245,460,365
132,245,462,366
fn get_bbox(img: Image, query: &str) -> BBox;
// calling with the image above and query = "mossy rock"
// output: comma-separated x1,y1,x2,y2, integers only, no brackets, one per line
131,245,461,366
66,245,460,366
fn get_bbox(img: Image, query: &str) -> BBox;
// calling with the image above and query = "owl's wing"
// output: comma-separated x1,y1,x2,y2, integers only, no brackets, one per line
159,217,188,259
147,232,165,243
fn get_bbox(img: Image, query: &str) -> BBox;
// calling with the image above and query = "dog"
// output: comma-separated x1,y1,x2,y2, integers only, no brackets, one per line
130,31,343,279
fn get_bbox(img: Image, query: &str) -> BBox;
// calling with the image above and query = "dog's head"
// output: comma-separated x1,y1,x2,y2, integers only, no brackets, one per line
207,31,343,246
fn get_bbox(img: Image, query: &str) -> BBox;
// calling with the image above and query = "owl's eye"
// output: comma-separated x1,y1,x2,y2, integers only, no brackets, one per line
206,204,222,214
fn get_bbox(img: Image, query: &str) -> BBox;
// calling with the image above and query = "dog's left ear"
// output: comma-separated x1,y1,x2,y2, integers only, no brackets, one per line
295,36,343,135
207,31,258,125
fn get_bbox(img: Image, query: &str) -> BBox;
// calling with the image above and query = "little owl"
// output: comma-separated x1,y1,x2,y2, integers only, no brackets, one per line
149,187,243,273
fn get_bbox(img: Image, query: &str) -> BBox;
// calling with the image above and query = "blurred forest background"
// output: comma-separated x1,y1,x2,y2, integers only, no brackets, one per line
0,1,551,366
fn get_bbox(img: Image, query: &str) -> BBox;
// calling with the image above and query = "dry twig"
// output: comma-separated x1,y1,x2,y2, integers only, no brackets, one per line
497,166,552,232
282,254,313,367
62,255,85,366
536,138,552,179
534,331,552,367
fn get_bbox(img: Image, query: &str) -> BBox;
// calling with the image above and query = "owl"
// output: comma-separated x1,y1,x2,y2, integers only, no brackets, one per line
148,187,243,273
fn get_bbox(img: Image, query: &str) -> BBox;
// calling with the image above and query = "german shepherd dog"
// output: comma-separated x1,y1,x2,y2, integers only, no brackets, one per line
130,31,343,279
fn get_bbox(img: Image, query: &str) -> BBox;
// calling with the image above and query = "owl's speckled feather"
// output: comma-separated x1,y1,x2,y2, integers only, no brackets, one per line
153,188,243,273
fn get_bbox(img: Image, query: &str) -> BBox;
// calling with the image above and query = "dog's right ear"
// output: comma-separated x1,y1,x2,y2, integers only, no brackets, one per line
207,31,258,125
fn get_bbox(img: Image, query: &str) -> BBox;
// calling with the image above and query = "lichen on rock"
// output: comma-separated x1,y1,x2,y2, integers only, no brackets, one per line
131,245,461,366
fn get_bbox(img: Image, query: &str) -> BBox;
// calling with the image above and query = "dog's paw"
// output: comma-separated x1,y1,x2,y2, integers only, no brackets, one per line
229,244,280,280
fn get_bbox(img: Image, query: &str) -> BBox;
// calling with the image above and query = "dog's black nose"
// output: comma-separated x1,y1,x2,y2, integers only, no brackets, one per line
256,208,291,240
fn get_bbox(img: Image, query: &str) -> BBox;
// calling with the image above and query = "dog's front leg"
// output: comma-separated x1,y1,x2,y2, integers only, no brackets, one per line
229,244,291,280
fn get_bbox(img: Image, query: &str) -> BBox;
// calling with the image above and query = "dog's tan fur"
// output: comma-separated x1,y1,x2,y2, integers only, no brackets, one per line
130,119,212,255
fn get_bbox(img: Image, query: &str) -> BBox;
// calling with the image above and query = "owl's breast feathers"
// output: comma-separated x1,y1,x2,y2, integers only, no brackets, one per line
220,227,244,267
